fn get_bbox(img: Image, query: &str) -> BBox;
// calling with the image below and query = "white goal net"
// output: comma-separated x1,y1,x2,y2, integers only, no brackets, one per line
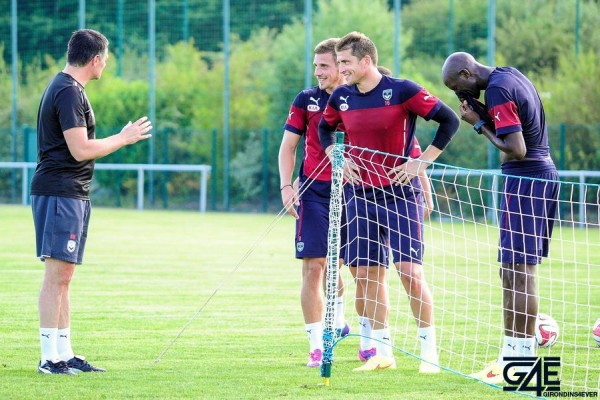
322,143,599,394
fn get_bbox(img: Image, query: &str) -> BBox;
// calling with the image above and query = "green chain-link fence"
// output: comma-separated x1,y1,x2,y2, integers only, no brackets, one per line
1,0,599,211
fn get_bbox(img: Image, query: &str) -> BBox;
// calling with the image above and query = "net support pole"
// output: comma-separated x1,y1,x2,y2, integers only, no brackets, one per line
321,132,345,386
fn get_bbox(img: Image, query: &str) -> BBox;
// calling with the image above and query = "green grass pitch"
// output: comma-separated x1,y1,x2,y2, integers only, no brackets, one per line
0,205,597,399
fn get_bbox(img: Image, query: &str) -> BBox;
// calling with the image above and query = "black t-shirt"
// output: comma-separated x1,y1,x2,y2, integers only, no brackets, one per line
31,72,96,199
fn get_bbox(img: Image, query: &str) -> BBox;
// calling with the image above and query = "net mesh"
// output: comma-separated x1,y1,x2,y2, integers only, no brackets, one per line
321,144,599,393
321,135,345,378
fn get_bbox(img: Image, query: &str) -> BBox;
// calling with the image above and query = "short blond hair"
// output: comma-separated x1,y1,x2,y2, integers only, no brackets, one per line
314,38,339,59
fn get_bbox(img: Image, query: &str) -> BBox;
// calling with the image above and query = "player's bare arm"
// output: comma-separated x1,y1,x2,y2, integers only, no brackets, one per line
387,146,440,186
418,170,435,217
278,131,301,219
458,100,526,161
64,116,152,161
389,102,459,186
480,127,527,162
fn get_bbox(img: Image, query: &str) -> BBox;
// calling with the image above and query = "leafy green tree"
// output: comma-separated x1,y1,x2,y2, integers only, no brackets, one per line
401,0,488,60
0,44,11,130
538,51,600,171
158,41,215,131
2,0,600,209
230,130,263,204
540,51,600,125
497,0,600,76
0,0,305,71
267,0,409,130
496,1,574,75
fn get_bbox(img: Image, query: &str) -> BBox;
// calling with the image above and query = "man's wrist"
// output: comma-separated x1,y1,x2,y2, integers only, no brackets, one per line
473,120,485,134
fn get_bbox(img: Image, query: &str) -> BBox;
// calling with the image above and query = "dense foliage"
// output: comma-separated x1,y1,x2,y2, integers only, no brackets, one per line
0,0,598,209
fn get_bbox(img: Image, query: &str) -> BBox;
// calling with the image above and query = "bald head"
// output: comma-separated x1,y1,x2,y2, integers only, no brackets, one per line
442,52,493,98
442,52,477,83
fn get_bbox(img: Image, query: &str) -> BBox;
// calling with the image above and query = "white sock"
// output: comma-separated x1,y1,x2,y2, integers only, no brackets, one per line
335,295,345,329
305,322,323,352
497,336,518,367
358,316,372,349
372,328,393,358
39,327,60,363
515,337,536,357
510,337,536,373
57,328,75,361
417,326,438,359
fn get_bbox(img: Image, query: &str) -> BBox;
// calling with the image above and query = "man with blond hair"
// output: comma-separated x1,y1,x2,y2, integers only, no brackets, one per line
278,38,349,368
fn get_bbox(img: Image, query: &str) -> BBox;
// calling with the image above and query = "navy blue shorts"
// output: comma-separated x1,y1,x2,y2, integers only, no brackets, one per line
31,195,91,264
498,171,559,265
295,184,347,260
345,183,424,267
295,199,329,259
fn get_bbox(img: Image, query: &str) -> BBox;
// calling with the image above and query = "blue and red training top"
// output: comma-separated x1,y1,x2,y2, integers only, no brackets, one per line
284,86,337,183
320,75,441,187
485,67,551,161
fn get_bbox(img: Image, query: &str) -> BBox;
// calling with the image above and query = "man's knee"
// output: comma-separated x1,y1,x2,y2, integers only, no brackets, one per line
398,262,424,285
44,259,75,286
303,258,325,280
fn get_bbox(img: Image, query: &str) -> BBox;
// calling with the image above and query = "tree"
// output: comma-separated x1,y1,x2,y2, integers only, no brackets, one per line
401,0,488,60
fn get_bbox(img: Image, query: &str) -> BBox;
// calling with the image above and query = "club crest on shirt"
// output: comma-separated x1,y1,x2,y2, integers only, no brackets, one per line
339,95,349,111
67,240,77,253
382,89,392,101
296,241,305,252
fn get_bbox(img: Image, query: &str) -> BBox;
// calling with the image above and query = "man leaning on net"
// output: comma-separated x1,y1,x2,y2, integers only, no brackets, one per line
319,31,460,373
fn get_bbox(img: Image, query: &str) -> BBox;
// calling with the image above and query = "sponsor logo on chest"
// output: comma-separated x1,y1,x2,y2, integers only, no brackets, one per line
308,96,320,112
